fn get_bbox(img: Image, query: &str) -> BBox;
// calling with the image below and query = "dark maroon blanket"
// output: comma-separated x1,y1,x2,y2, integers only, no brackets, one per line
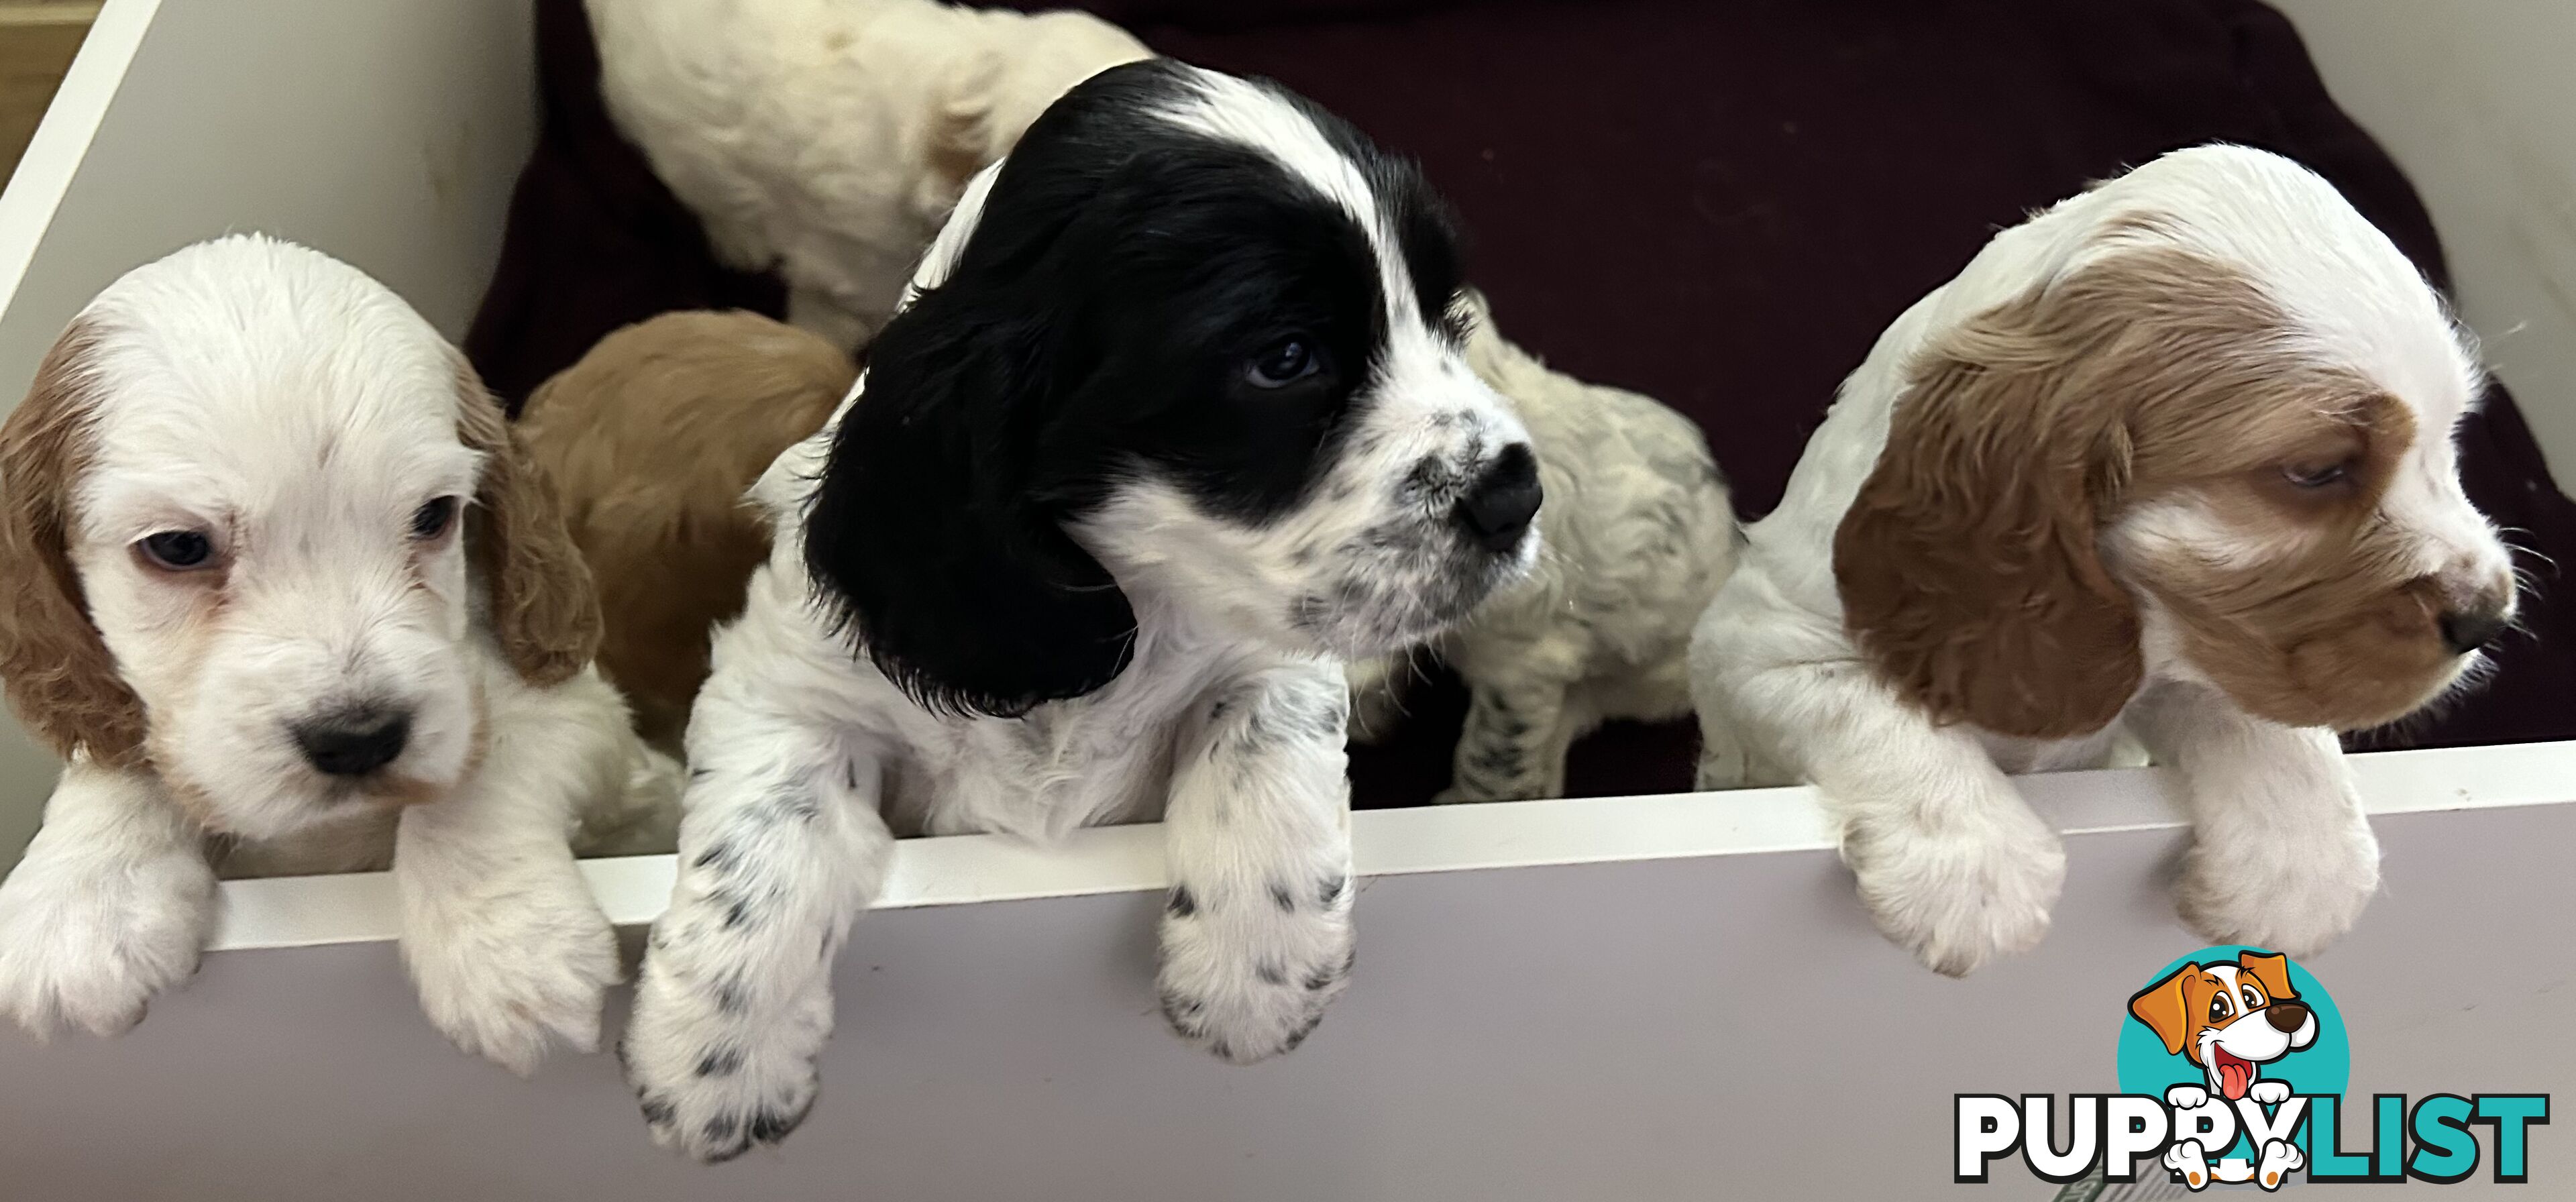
468,0,2576,806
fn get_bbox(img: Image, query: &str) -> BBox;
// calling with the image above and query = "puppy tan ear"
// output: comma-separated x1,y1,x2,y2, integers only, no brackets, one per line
2129,963,2200,1056
1834,288,2144,739
454,361,600,687
0,322,149,765
2237,952,2298,1003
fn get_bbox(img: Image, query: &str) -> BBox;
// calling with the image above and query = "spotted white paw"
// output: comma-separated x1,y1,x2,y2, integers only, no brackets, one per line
402,879,619,1076
2256,1138,2304,1190
2164,1138,2214,1191
2178,816,2379,958
622,930,830,1162
2247,1079,2292,1106
0,850,214,1039
1841,804,2064,977
1157,873,1354,1063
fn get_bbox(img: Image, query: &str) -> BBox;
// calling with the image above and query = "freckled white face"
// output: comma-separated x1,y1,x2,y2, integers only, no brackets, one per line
65,250,489,839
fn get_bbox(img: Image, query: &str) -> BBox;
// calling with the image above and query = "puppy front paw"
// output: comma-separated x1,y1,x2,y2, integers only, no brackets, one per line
2247,1079,2292,1106
1157,875,1354,1063
621,933,830,1162
402,882,619,1075
2178,816,2377,958
1841,806,2064,977
0,852,213,1039
2256,1138,2304,1189
2164,1138,2213,1191
2165,1083,2210,1110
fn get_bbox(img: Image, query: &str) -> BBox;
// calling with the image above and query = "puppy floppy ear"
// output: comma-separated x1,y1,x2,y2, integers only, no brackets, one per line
453,361,600,686
1835,269,2149,740
0,322,149,764
2237,952,2298,1003
803,284,1135,719
2129,963,2201,1056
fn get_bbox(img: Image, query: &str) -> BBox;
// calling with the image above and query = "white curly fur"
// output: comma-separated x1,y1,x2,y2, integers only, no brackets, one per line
1348,294,1736,802
588,0,1150,349
0,237,680,1072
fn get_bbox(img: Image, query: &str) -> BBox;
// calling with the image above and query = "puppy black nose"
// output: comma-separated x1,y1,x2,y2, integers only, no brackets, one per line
2438,608,2508,657
2265,999,2310,1034
294,711,411,777
1454,443,1542,553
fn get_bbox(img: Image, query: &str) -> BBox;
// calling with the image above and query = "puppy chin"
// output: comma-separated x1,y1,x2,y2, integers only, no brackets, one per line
1301,535,1540,658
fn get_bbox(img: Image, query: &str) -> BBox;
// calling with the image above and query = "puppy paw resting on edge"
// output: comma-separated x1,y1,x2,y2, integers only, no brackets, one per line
0,236,680,1071
1348,291,1735,802
621,60,1540,1161
1689,146,2514,975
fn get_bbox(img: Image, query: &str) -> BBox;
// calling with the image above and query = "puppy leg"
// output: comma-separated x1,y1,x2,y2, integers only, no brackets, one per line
1159,663,1354,1062
1723,659,2064,975
0,761,213,1038
622,707,892,1162
2129,686,2378,957
1439,677,1575,803
393,672,631,1075
2164,1138,2214,1191
2255,1138,2304,1189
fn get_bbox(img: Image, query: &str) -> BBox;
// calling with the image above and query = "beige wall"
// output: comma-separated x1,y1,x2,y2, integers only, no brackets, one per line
2273,0,2576,478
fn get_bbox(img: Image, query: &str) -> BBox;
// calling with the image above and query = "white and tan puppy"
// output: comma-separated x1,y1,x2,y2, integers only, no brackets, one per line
1350,292,1735,802
1690,146,2514,976
588,0,1151,349
0,235,678,1071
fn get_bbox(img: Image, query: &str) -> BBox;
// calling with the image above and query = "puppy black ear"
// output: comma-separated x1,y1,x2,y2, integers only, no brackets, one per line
802,290,1134,718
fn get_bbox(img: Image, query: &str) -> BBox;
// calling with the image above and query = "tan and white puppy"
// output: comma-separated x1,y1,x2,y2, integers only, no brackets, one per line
1690,146,2515,975
2131,951,2318,1189
0,235,679,1072
588,0,1151,349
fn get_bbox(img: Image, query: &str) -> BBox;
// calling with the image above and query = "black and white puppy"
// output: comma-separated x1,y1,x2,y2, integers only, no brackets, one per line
621,60,1543,1161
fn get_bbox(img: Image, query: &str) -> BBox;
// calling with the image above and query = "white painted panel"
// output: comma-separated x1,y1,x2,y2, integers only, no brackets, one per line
5,748,2572,1199
2271,0,2576,477
0,0,539,859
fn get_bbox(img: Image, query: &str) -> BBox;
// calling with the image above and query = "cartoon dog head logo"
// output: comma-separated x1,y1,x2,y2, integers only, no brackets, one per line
2129,950,2319,1103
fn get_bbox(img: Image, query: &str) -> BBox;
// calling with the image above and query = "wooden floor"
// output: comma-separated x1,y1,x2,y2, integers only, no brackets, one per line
0,2,95,187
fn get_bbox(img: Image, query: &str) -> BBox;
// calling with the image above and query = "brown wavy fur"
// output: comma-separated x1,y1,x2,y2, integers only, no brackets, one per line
1835,246,2414,738
517,312,854,749
0,321,149,764
455,359,601,687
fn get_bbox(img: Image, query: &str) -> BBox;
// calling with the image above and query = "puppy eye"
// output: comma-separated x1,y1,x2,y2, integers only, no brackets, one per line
2242,984,2263,1010
410,496,460,541
1244,339,1325,389
136,530,216,571
2282,459,2353,488
2208,993,2231,1023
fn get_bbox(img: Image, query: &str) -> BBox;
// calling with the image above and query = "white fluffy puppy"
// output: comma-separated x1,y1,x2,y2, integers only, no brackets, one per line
0,235,679,1072
1350,292,1735,802
588,0,1151,349
1690,146,2515,976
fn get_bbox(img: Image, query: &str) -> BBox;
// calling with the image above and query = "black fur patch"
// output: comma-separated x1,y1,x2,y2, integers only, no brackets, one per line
798,58,1465,719
1167,886,1197,918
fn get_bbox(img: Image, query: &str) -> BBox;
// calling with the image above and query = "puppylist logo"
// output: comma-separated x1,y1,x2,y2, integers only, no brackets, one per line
1955,946,2550,1191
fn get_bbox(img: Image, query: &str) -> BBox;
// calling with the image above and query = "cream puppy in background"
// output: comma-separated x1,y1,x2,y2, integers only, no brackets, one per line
588,0,1151,349
0,235,678,1071
1690,146,2514,976
1350,292,1735,802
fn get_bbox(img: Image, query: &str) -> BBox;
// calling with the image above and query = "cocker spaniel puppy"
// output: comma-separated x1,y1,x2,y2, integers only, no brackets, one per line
1350,292,1736,802
588,0,1150,349
621,61,1542,1160
518,310,855,752
0,235,680,1071
1689,146,2515,977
